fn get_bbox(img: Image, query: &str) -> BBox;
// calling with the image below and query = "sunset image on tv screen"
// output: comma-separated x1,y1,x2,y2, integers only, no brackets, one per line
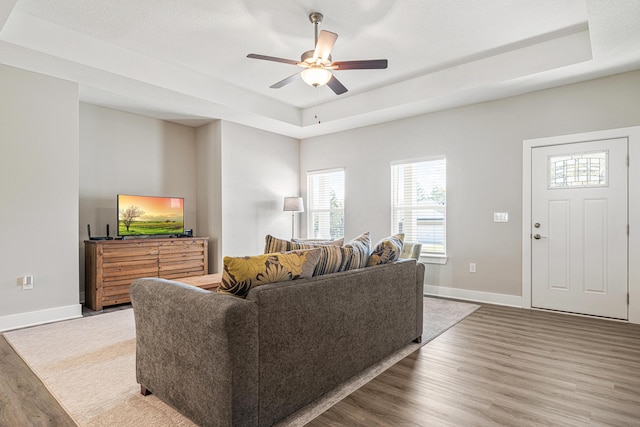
118,195,184,236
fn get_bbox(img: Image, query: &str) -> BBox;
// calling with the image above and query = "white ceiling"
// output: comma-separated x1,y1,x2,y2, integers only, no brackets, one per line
1,0,639,138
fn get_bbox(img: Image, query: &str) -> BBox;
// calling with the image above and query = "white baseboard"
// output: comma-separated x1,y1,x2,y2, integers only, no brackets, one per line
424,285,523,307
0,304,83,332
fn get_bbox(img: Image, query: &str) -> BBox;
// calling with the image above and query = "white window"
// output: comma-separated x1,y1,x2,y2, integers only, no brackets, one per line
391,157,446,256
307,169,345,240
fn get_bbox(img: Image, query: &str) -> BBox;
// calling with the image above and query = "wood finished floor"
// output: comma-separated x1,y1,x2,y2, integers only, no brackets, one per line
0,334,75,426
0,303,127,427
1,303,639,426
309,304,640,426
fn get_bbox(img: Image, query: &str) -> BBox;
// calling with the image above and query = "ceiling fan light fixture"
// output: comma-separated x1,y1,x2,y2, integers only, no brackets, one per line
301,67,332,87
247,12,387,95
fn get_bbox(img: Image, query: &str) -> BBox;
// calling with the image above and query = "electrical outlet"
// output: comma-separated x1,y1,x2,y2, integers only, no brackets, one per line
22,275,33,290
469,263,477,273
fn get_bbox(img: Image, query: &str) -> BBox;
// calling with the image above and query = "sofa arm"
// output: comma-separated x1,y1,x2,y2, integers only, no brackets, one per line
130,278,259,427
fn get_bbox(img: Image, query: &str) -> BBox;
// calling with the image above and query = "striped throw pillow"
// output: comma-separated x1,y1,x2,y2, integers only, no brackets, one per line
344,232,371,269
264,234,356,276
291,237,344,245
265,234,343,253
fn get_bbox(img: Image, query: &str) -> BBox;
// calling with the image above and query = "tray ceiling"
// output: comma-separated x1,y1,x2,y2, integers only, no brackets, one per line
1,0,639,138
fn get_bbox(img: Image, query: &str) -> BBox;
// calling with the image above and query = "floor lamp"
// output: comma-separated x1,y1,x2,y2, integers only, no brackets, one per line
283,197,304,240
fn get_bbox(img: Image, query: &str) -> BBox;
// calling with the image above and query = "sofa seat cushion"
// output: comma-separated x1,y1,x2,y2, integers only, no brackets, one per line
218,248,321,298
367,233,405,266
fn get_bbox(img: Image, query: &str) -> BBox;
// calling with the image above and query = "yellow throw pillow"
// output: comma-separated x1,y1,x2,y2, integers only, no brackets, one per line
218,248,321,298
367,233,404,266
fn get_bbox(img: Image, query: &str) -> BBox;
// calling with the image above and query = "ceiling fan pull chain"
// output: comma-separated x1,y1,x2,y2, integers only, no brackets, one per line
314,87,321,124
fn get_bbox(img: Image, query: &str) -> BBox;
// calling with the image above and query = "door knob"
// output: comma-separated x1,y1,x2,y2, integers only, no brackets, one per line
533,234,547,240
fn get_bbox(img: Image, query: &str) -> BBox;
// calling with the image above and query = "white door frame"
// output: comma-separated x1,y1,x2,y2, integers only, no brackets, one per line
522,126,640,324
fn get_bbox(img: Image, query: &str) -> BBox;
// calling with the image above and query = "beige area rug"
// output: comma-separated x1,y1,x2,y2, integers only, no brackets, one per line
3,297,479,427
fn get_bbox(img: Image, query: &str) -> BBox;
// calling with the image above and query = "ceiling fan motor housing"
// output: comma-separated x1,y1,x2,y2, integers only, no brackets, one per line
301,50,332,66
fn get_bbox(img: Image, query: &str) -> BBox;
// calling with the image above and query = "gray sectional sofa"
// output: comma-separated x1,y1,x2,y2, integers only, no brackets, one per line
130,258,425,427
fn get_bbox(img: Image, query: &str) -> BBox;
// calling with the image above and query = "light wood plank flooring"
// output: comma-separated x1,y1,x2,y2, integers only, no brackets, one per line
0,335,75,426
1,303,639,426
309,304,640,426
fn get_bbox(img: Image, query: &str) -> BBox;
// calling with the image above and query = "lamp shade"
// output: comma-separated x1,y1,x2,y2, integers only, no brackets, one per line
283,196,304,212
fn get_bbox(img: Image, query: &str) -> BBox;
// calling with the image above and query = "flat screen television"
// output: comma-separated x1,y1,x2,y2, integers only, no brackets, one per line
117,194,184,237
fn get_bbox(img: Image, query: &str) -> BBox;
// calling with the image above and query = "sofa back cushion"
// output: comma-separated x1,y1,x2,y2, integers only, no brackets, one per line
218,248,321,298
399,242,423,260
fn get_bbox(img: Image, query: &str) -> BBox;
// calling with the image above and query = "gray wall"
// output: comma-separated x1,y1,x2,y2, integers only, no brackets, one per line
221,121,300,258
79,103,198,298
197,121,301,271
81,109,298,286
3,62,639,328
196,121,223,273
0,64,80,329
300,70,640,298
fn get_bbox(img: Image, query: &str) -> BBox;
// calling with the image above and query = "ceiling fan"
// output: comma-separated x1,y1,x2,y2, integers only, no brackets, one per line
247,12,388,95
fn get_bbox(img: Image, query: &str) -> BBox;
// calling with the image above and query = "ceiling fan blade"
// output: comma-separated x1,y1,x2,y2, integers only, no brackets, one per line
327,75,348,95
247,53,300,66
313,30,338,62
331,59,388,70
270,72,301,89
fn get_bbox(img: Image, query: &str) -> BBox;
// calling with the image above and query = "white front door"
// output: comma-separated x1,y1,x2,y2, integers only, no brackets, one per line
531,138,628,319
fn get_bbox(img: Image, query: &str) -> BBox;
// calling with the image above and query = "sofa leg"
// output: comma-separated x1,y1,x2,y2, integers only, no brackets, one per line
413,336,422,343
141,385,152,396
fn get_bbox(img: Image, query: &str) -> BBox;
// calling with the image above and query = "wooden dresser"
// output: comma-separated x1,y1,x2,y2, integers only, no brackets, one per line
85,237,208,310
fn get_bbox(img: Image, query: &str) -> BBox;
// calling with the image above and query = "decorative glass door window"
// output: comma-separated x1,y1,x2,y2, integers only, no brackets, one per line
548,150,608,189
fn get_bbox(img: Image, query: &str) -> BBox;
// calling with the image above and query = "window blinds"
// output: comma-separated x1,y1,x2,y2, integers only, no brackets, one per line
391,157,446,255
307,169,345,239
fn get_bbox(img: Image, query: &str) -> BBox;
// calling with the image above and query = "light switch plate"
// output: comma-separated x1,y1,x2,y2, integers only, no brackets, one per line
494,212,509,222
